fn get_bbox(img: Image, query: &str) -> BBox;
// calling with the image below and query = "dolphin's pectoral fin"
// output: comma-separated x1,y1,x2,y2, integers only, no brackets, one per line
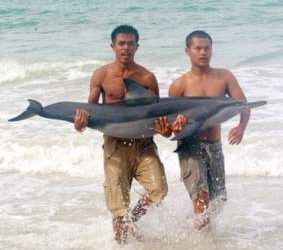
171,121,202,141
247,100,267,109
123,78,157,106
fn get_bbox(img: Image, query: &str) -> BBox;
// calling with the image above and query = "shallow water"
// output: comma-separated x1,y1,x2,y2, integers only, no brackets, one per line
0,172,282,250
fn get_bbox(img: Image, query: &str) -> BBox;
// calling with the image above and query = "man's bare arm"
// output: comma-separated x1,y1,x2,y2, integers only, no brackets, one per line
225,70,251,144
145,73,173,137
144,73,159,97
88,69,104,104
74,69,104,132
169,78,185,97
155,78,187,137
147,73,172,137
168,79,188,133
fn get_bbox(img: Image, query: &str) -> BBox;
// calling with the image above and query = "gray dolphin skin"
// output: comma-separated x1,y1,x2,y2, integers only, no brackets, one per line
8,79,267,140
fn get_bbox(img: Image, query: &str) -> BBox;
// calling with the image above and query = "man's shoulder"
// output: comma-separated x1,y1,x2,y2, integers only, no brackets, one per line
169,74,188,96
92,63,117,81
90,64,111,86
133,64,157,85
94,63,114,74
135,63,154,77
211,67,232,77
172,73,188,86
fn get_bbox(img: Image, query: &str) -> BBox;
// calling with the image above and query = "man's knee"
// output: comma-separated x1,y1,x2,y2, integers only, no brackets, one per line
104,180,130,218
148,180,168,203
193,191,210,214
138,156,168,203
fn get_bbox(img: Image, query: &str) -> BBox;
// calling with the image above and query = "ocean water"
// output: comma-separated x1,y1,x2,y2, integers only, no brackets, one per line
1,0,283,249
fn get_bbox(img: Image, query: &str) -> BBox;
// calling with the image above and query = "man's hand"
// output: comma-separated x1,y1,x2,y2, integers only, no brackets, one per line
171,114,187,134
74,109,89,132
228,125,245,144
154,116,172,137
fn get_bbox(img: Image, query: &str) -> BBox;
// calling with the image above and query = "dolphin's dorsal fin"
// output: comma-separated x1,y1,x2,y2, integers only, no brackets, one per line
124,78,155,99
122,78,158,105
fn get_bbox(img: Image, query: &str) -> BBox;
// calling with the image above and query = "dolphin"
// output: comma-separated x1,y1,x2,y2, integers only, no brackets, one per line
8,79,267,140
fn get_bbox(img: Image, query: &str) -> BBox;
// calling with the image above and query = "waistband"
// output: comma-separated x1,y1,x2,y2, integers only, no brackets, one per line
103,135,154,146
200,140,222,149
175,137,222,153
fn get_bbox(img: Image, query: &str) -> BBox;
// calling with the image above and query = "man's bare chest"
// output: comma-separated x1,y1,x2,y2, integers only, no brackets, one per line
102,76,126,101
101,73,150,102
183,80,227,97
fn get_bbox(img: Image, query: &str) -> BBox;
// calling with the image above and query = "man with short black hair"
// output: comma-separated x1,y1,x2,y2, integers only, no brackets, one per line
156,30,250,229
75,25,168,243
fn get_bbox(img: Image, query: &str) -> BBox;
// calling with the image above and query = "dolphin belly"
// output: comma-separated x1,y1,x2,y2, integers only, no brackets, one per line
200,105,246,130
97,118,157,138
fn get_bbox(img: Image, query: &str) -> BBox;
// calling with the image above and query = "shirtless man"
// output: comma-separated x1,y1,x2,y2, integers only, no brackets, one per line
156,30,250,229
74,25,168,243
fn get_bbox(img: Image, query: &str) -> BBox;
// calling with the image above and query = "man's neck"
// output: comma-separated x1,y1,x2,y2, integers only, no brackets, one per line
115,60,136,71
191,65,211,76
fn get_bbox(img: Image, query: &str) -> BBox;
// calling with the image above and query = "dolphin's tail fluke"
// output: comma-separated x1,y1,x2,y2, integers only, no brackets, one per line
8,99,43,122
247,100,267,109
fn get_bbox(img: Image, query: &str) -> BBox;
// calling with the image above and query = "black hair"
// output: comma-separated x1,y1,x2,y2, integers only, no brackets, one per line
111,25,139,43
185,30,212,48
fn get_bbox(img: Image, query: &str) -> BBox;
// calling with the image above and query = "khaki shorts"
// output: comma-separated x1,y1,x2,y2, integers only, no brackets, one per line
178,140,227,203
103,135,168,219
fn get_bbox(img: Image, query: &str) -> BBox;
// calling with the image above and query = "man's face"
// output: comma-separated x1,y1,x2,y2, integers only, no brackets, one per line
186,37,212,67
111,33,139,64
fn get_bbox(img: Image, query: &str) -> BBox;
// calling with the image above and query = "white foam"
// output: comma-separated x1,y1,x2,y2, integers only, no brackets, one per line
1,64,282,177
1,173,282,250
0,58,105,84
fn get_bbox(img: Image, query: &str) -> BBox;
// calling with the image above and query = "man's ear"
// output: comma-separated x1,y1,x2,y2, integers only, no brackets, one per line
185,47,190,56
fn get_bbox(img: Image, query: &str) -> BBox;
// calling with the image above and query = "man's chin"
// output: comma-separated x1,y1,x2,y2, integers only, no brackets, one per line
198,62,210,68
121,59,132,65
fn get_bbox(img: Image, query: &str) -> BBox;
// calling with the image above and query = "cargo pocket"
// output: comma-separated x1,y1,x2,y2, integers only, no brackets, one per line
179,153,193,181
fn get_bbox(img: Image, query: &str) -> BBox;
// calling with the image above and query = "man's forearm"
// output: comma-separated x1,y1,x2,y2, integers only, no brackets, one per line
239,108,251,130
